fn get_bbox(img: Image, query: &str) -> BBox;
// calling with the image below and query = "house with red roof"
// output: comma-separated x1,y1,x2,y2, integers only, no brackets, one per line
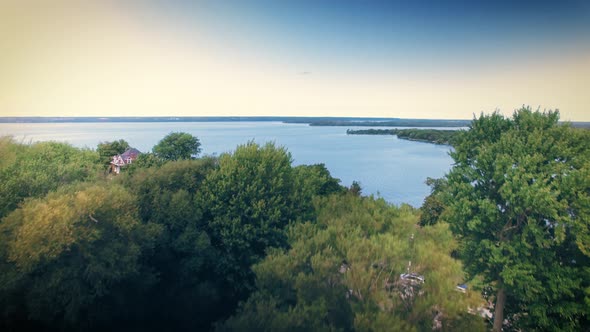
110,148,141,174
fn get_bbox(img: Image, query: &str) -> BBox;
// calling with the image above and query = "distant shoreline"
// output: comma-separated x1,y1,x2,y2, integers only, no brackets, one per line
1,116,587,128
347,128,460,145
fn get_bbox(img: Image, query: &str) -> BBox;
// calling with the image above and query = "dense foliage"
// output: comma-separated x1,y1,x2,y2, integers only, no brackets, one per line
422,108,590,331
0,183,161,330
220,194,485,331
0,137,375,331
0,137,101,219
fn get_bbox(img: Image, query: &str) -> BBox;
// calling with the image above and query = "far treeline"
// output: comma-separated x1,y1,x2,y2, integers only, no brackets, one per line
0,107,589,332
308,119,471,127
347,128,460,145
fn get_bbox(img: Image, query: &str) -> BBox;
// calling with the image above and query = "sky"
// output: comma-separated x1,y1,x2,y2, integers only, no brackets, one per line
1,0,589,120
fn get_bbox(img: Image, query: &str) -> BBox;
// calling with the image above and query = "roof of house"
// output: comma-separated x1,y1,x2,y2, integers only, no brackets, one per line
120,148,141,160
111,148,141,166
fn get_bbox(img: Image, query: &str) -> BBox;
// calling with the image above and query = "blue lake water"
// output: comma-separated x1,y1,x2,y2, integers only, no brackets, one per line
0,122,455,207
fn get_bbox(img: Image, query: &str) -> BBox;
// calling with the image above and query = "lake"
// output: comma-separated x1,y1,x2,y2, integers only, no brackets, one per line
0,122,455,207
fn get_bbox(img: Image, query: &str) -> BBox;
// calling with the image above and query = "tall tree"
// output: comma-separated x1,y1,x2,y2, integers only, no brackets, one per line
153,132,201,161
440,108,590,331
199,142,297,298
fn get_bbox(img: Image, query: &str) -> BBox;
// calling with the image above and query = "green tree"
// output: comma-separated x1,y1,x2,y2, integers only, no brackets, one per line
0,183,161,331
219,194,485,331
0,137,101,219
96,139,130,166
440,108,590,331
199,142,297,298
153,132,201,161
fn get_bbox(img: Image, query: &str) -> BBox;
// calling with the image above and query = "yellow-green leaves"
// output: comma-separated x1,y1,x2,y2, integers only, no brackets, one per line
0,183,160,325
0,137,101,218
221,194,484,331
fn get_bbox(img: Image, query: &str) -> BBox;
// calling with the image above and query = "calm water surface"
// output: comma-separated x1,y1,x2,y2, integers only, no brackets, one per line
0,122,455,206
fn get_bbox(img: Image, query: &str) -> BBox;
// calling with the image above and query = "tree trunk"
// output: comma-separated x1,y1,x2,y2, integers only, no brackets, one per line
493,286,506,332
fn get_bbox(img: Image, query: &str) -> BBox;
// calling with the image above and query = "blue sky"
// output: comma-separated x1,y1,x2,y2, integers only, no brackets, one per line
160,0,590,64
1,0,589,119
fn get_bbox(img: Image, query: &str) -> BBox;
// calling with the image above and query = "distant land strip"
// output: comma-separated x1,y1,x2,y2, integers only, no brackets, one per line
304,119,470,127
347,128,461,145
0,117,588,128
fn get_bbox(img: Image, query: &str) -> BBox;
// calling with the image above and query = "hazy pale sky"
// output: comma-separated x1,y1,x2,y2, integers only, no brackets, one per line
1,0,589,120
